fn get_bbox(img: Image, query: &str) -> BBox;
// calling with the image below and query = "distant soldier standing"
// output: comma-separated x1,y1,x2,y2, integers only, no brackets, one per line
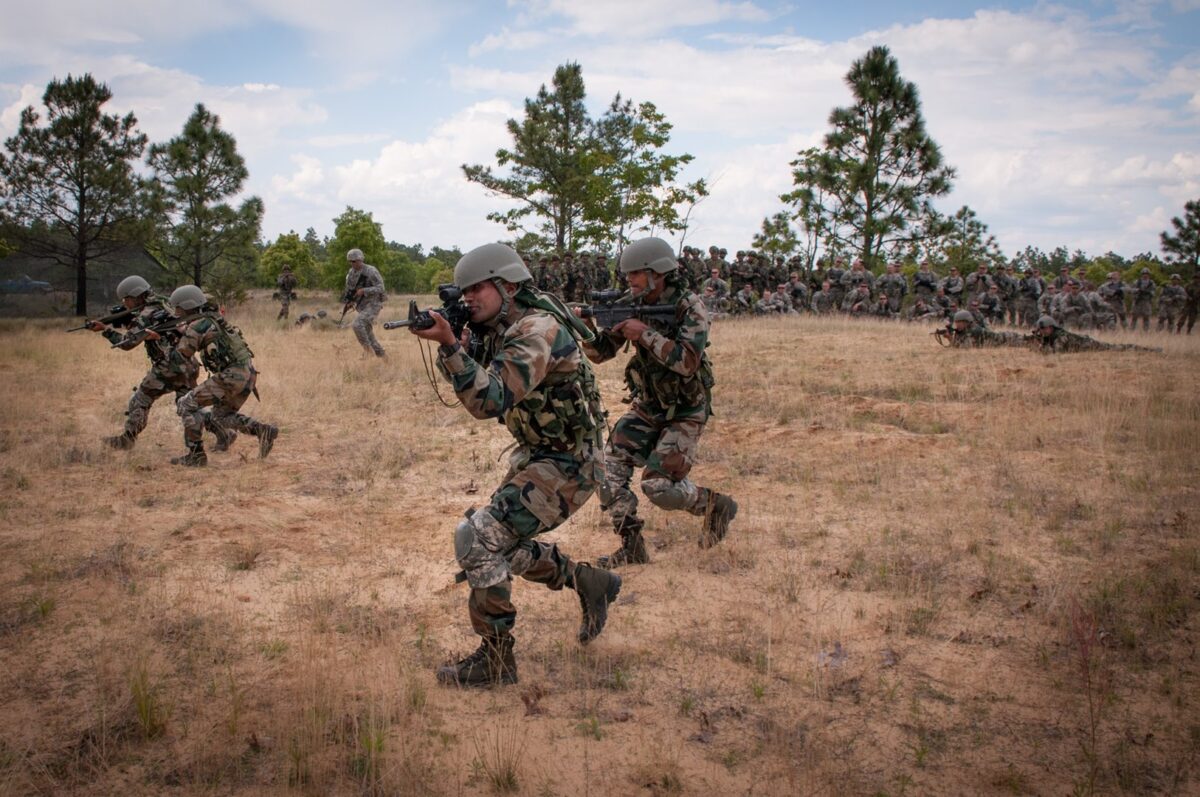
1130,268,1157,331
580,237,738,568
88,275,231,452
877,262,908,313
344,248,387,357
1177,272,1200,335
1097,272,1129,329
167,285,278,466
276,265,298,320
1157,275,1187,332
912,260,938,302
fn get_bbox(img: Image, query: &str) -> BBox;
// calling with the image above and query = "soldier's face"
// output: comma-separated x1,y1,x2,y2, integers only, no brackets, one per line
122,296,140,310
463,280,506,322
349,259,363,271
954,320,968,331
626,269,653,296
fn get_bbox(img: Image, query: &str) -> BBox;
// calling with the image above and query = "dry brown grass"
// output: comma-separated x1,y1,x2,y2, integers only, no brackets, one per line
1,296,1198,795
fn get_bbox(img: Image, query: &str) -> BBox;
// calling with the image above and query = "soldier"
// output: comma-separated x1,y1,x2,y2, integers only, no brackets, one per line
1130,268,1157,331
964,263,993,299
826,257,847,307
88,275,232,452
877,262,908,313
593,253,611,292
941,309,1026,348
912,260,938,302
167,285,278,467
1086,288,1117,330
1157,274,1187,331
1097,272,1130,328
579,237,737,569
904,296,942,322
810,280,837,314
787,272,810,310
941,267,964,306
870,292,894,319
408,243,621,687
979,283,1005,325
344,248,387,357
701,268,729,298
1052,266,1072,291
842,283,873,315
1038,283,1059,320
1177,272,1200,334
1030,315,1160,354
1016,267,1046,326
997,266,1019,324
966,298,988,328
275,265,298,320
764,284,795,314
841,259,875,296
731,283,756,315
931,285,954,318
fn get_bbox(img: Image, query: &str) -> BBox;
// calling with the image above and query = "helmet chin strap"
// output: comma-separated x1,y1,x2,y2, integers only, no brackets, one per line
492,278,514,323
631,272,659,301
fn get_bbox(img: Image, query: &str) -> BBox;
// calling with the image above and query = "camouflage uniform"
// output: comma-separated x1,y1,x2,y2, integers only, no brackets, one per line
436,292,606,643
912,265,938,301
1033,326,1159,354
583,271,729,556
941,272,964,306
1130,275,1157,331
346,262,387,356
949,324,1027,348
1157,280,1187,331
1015,273,1045,326
841,285,873,315
700,275,729,298
1097,278,1129,328
275,269,298,320
101,294,219,447
810,285,836,314
174,309,276,461
964,268,993,299
877,268,908,312
1178,275,1200,334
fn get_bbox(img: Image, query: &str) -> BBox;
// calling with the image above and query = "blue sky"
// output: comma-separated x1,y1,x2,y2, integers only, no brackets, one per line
2,0,1198,258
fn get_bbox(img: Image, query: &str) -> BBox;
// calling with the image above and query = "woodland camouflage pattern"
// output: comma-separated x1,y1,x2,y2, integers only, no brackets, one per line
174,313,267,446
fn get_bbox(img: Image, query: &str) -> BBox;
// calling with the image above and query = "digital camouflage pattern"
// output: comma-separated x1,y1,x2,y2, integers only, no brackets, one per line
345,263,387,356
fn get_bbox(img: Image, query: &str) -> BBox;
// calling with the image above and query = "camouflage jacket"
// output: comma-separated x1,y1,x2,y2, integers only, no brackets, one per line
877,273,907,299
102,294,195,378
964,272,993,297
1158,285,1187,312
583,278,713,420
912,270,938,294
345,264,387,308
952,324,1027,348
176,311,254,373
276,273,298,296
941,275,964,297
1131,277,1157,303
437,300,603,455
840,269,875,292
1034,328,1150,354
1097,281,1128,305
1018,276,1044,300
810,290,836,313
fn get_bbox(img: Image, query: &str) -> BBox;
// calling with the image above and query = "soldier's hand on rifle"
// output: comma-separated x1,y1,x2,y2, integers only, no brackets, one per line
143,330,161,341
354,288,365,298
409,309,456,346
86,321,106,332
611,318,648,342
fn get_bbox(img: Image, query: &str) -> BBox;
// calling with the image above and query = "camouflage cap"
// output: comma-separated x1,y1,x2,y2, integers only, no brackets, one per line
346,248,364,262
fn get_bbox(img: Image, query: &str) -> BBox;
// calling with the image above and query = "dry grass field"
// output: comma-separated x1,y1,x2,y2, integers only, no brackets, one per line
0,293,1198,796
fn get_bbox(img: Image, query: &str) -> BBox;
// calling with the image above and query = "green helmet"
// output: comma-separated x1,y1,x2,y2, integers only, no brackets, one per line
619,237,677,274
953,310,973,323
1035,315,1060,330
116,275,152,299
453,243,532,289
169,284,207,311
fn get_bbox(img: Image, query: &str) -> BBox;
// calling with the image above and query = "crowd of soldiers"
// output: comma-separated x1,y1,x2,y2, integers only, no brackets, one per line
494,245,1200,336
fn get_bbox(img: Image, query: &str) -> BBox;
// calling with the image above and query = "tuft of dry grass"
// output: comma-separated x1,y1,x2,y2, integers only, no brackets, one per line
0,298,1197,794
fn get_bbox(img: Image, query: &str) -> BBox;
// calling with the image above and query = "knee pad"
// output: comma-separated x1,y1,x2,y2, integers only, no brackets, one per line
453,512,512,589
642,476,692,511
176,391,199,417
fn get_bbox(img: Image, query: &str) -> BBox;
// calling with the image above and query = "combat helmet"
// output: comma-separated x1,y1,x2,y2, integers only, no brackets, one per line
169,285,207,311
1035,315,1061,330
953,310,974,323
116,275,152,299
619,237,678,274
346,248,364,262
453,243,532,290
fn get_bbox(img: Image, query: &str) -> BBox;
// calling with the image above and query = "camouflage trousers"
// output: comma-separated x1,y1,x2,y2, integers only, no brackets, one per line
1130,300,1152,330
1157,308,1179,331
124,362,198,438
277,295,292,319
603,405,709,530
456,444,602,638
352,300,386,356
1105,299,1127,328
1014,298,1039,327
1178,305,1197,334
177,366,264,446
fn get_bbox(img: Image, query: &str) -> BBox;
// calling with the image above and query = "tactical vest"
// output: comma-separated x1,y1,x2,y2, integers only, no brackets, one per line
194,312,254,372
486,294,605,455
622,281,715,418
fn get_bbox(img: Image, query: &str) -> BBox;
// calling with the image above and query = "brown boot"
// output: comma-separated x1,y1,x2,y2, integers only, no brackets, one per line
435,635,517,687
103,432,136,450
597,516,649,569
170,445,207,467
573,563,621,645
208,421,236,452
257,424,278,458
700,492,738,548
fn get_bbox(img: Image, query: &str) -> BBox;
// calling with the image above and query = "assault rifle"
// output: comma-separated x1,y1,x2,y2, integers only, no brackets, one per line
66,304,135,333
337,271,369,325
382,284,471,338
931,322,958,347
111,309,183,349
578,290,678,331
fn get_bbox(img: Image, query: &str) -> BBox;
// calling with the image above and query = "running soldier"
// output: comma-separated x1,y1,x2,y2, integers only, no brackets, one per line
167,285,278,466
88,275,232,452
409,243,620,687
344,248,388,357
580,237,737,569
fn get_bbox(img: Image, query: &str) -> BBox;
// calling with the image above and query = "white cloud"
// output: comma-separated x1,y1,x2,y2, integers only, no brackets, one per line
469,27,557,56
513,0,769,37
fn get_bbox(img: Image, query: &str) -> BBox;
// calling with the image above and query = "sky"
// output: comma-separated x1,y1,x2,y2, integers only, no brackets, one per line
1,0,1198,259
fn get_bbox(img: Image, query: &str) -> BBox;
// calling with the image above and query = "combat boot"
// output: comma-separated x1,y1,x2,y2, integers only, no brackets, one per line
573,563,621,645
700,492,738,548
597,516,649,569
103,432,136,450
209,423,236,452
257,424,279,459
435,635,517,687
170,444,207,467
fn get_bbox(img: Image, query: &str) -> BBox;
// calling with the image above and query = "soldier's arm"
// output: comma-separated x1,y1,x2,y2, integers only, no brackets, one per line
581,331,622,364
173,320,208,360
635,294,708,377
362,267,386,299
438,315,560,420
